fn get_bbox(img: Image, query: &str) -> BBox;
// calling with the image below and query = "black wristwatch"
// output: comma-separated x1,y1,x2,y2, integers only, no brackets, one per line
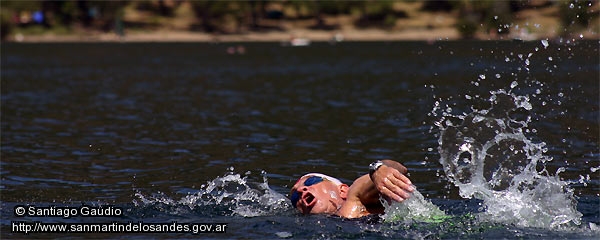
369,160,384,179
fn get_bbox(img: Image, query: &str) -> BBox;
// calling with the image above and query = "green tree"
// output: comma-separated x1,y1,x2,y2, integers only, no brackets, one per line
1,8,12,40
191,1,232,32
353,1,400,29
455,0,514,39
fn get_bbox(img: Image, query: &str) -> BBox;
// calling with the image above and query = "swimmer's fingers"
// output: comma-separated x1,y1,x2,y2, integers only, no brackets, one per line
371,167,399,201
378,185,405,202
391,170,413,192
384,177,412,201
373,166,413,202
376,165,413,192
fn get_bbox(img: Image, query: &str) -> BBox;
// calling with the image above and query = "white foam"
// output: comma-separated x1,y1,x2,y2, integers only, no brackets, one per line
134,170,291,218
435,90,583,229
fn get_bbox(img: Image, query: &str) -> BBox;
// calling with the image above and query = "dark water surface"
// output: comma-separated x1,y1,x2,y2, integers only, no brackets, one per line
1,41,598,238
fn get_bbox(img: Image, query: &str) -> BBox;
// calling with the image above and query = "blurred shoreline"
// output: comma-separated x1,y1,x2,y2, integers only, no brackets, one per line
7,26,598,43
8,28,461,43
3,1,598,43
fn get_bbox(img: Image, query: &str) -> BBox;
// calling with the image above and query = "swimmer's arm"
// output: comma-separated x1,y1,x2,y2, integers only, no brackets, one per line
338,160,413,217
380,159,408,175
370,159,413,202
336,174,383,218
349,174,382,206
347,160,413,206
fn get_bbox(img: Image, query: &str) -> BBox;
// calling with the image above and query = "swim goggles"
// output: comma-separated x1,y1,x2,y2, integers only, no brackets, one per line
290,176,326,208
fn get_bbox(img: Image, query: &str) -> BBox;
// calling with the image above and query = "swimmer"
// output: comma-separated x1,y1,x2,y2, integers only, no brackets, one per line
289,159,414,218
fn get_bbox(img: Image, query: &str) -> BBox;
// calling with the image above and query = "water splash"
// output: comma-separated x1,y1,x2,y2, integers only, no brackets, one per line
381,188,448,223
434,89,583,229
133,169,290,217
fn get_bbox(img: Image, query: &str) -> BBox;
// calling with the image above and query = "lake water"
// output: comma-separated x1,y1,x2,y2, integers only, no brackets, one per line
1,41,598,239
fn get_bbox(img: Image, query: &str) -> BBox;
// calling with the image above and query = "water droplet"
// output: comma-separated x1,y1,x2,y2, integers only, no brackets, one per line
495,74,501,79
276,232,293,238
548,57,553,61
510,81,518,89
479,74,486,80
505,57,510,62
541,39,549,48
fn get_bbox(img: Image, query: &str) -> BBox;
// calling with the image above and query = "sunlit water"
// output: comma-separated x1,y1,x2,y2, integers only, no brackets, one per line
1,41,598,239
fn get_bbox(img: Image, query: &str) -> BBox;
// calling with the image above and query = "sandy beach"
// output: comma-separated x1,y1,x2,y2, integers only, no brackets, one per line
11,25,599,43
4,0,598,43
10,27,465,43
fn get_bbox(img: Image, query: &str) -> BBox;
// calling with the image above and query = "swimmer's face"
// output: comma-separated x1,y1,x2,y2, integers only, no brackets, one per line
290,176,346,214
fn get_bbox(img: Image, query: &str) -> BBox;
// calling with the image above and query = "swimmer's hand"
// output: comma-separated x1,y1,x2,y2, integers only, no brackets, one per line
370,162,414,202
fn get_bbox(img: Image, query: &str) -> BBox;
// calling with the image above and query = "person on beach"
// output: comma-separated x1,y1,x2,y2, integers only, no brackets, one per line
289,159,414,218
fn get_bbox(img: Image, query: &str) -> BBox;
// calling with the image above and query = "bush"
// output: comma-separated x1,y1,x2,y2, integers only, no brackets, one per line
456,17,478,39
0,8,12,40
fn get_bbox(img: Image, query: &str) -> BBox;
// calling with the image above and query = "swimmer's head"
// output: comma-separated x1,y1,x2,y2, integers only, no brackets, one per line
289,173,349,215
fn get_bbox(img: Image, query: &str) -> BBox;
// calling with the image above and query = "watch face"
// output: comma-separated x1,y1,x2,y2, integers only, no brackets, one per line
370,161,382,170
369,162,376,169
